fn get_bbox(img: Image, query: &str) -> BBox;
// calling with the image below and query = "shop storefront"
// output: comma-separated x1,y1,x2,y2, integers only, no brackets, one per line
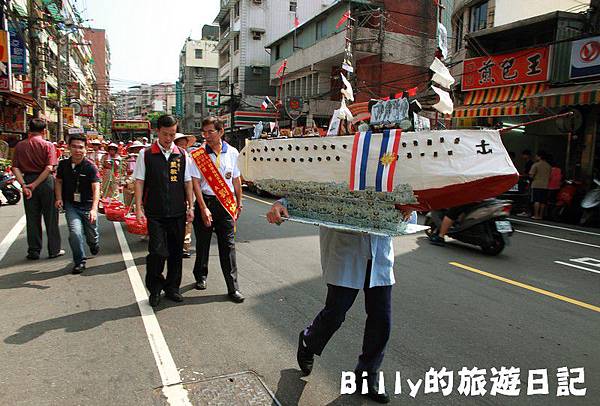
0,91,35,160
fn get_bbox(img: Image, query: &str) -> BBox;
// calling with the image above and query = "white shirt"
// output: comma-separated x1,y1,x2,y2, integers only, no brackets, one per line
189,141,240,195
133,141,192,182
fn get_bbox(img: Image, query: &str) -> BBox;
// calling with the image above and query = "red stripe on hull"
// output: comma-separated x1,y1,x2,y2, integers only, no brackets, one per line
406,174,519,211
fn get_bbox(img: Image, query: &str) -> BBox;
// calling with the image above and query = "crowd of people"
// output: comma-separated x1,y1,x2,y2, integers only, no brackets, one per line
11,115,245,304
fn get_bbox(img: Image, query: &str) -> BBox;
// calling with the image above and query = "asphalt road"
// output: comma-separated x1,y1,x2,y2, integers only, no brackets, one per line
0,194,599,406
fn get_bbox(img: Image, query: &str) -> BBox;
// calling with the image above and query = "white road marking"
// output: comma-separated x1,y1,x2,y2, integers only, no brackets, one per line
113,222,192,406
243,194,274,206
510,218,600,237
0,215,26,263
515,230,600,249
554,261,600,276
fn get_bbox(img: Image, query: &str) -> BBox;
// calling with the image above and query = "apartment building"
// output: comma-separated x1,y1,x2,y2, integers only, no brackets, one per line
178,25,219,135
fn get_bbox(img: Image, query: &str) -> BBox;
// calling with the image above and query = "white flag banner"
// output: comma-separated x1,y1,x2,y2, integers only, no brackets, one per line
269,122,276,132
338,98,354,121
340,73,354,101
431,86,454,115
430,58,455,89
327,109,342,136
437,23,448,60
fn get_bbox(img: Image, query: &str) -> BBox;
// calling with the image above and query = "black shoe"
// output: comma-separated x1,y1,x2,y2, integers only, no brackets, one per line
228,290,245,303
195,280,207,290
297,331,314,376
71,262,86,274
359,372,391,404
428,234,445,246
149,293,161,307
26,253,40,260
182,251,191,258
90,245,100,256
165,291,184,302
49,249,66,259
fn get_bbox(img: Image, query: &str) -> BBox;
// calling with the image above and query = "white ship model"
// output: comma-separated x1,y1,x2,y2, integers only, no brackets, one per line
238,129,518,235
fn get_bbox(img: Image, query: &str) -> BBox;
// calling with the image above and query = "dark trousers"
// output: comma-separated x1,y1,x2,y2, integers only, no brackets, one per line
146,215,186,295
23,174,61,257
192,196,239,293
303,263,392,373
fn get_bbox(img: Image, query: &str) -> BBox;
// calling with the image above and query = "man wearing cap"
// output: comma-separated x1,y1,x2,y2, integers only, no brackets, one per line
123,140,145,207
101,143,121,199
189,117,244,303
134,115,195,307
11,118,65,260
174,133,197,258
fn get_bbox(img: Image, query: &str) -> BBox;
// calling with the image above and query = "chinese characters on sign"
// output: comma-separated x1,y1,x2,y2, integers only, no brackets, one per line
341,367,587,398
0,30,11,91
462,47,550,91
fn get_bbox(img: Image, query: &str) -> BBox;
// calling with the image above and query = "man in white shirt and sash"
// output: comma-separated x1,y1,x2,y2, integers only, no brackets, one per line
189,117,244,303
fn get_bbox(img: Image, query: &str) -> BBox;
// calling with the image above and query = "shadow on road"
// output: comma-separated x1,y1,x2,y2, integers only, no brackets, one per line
0,259,127,290
273,368,307,405
4,303,140,345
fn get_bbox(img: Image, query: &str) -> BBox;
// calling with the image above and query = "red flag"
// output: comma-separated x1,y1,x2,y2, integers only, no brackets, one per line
336,10,351,29
407,87,418,97
294,16,300,28
382,96,390,101
394,92,403,99
276,59,287,77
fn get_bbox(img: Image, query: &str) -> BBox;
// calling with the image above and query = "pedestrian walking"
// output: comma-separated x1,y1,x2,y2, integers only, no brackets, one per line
189,117,244,303
174,133,197,258
530,150,552,220
134,115,195,307
266,202,416,404
55,135,101,274
11,118,64,260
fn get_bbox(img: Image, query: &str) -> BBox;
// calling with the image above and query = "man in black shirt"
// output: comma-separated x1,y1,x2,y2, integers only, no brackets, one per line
55,135,101,274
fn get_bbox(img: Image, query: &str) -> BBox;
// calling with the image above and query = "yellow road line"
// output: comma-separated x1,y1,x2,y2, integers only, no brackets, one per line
243,194,274,206
449,262,600,314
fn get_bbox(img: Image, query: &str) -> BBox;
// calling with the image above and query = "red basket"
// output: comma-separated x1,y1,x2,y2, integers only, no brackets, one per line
125,214,148,235
105,203,129,222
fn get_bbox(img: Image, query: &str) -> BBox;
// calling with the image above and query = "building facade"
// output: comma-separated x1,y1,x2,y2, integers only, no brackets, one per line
266,0,443,129
178,25,219,135
213,0,337,143
1,0,98,143
83,28,112,135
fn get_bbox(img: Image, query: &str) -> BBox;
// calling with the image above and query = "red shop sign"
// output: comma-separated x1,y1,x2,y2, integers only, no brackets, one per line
462,47,550,91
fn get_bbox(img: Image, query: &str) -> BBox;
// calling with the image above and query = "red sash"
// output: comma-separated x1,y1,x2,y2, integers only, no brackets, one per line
190,147,238,220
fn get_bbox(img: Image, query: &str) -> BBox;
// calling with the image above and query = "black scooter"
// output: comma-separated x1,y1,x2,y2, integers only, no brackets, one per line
0,171,21,205
425,199,514,256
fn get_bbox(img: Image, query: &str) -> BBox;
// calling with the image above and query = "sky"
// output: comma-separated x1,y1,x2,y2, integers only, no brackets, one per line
81,0,220,92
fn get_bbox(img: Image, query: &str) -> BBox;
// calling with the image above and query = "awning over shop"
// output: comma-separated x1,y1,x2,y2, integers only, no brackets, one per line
525,83,600,112
463,83,549,105
454,83,548,118
0,91,39,107
453,101,528,118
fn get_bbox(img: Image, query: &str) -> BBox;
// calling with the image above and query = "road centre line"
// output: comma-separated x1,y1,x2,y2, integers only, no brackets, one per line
0,215,26,263
510,218,600,237
514,230,600,249
243,194,274,206
449,262,600,314
113,222,192,406
554,261,600,276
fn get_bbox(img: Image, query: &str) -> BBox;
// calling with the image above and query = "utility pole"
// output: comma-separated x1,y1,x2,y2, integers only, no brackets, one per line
27,0,40,117
229,82,235,141
56,32,64,142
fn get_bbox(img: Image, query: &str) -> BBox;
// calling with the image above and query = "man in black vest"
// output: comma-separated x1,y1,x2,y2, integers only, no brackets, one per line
134,115,195,307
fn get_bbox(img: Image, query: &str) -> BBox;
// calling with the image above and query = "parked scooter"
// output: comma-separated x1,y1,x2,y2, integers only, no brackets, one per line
425,199,513,255
580,179,600,226
0,171,21,205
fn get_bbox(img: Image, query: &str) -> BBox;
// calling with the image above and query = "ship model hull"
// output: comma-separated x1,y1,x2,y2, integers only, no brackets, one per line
238,129,519,235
